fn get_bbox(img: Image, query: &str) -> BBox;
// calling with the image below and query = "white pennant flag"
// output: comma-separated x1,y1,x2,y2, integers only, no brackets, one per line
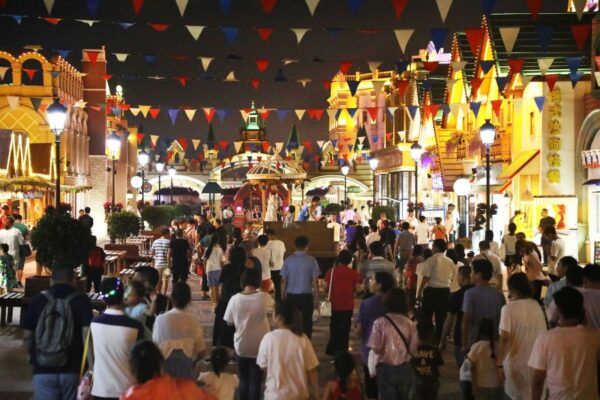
436,0,453,22
394,29,414,53
316,140,325,149
572,0,586,20
538,58,554,75
114,53,129,62
297,78,311,87
203,144,208,153
449,103,462,118
199,57,214,71
499,27,520,56
595,72,600,86
234,141,243,153
150,135,160,146
175,0,189,16
7,96,19,109
372,80,385,94
224,71,238,81
0,67,9,80
74,100,87,108
320,160,327,168
295,109,306,120
275,142,284,153
367,61,382,73
387,106,398,116
76,19,98,27
520,75,533,88
192,139,201,150
240,109,250,120
358,136,365,144
447,78,457,94
291,28,309,44
186,25,205,40
44,0,55,14
326,108,337,121
305,0,320,15
129,108,141,116
139,105,151,118
451,60,467,71
184,109,197,121
283,59,299,65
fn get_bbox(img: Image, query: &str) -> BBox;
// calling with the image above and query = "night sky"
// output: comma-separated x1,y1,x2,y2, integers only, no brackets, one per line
0,0,566,144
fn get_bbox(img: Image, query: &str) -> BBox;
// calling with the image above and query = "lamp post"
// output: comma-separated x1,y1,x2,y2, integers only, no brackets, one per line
480,119,496,232
137,150,149,208
168,166,176,204
369,157,379,207
410,142,423,214
453,178,472,239
106,132,121,212
341,164,350,204
46,98,67,208
130,174,143,229
155,161,164,204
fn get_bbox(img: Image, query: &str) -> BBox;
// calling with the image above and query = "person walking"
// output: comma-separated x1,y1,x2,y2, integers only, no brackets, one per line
204,231,228,305
0,216,24,286
252,234,273,292
362,241,396,283
265,229,286,302
213,246,245,349
431,218,446,241
473,241,504,292
501,223,518,269
415,215,430,247
394,222,414,272
150,228,171,295
78,207,94,230
280,236,320,338
416,239,454,343
169,229,192,285
537,208,556,265
152,283,206,379
324,250,361,357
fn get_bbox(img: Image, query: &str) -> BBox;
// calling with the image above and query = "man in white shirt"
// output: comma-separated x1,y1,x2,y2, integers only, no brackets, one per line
252,235,273,291
415,215,430,246
326,216,341,249
416,239,455,343
359,206,370,227
544,226,565,277
473,241,504,293
365,224,380,247
266,229,286,302
528,286,600,400
0,216,24,273
341,205,355,226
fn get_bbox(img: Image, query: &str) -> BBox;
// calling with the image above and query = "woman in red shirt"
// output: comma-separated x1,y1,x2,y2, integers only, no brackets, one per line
431,217,447,241
324,250,361,357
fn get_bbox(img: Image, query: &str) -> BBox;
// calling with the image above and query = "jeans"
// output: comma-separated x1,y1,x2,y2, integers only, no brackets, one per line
326,310,353,356
362,363,378,399
287,293,314,338
271,270,282,302
33,373,78,400
421,287,450,343
375,363,414,400
171,266,188,285
237,356,263,400
164,349,195,379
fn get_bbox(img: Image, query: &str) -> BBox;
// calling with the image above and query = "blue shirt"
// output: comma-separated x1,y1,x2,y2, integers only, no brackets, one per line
281,251,320,294
356,294,385,363
544,277,566,306
462,284,505,345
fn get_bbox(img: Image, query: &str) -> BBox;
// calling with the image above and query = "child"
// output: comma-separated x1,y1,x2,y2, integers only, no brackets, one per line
468,318,504,399
321,351,361,400
125,280,153,338
411,319,444,399
198,347,239,400
404,245,424,306
0,244,17,294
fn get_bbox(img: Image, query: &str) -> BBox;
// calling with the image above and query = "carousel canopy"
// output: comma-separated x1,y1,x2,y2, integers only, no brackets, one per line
246,154,307,183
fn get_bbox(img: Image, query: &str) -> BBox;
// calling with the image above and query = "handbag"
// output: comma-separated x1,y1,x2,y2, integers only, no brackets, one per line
77,330,92,400
19,243,32,258
319,267,335,318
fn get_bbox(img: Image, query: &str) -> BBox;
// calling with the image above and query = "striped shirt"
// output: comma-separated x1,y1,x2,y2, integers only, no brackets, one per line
151,238,171,267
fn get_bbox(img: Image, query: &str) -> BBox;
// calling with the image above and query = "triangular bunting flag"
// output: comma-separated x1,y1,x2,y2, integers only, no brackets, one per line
490,99,503,117
114,53,129,62
168,109,179,125
470,101,482,117
465,27,484,56
129,108,141,116
85,50,99,65
224,71,238,81
275,109,288,121
256,27,274,41
22,68,36,80
132,0,144,15
139,105,151,117
495,76,507,92
392,0,408,19
372,80,384,94
291,28,309,44
347,0,363,15
533,96,545,112
305,0,320,15
136,133,145,145
571,24,591,51
572,0,586,20
387,106,398,117
394,29,414,53
234,141,243,153
219,0,232,13
44,0,55,14
527,0,541,20
595,72,600,86
175,0,188,16
199,57,214,71
184,109,196,121
508,59,524,74
30,97,42,111
340,61,352,74
221,27,239,44
149,23,170,32
298,79,311,87
536,24,554,54
260,0,277,13
274,69,287,82
86,0,101,15
76,19,97,27
481,0,496,15
326,108,337,122
436,0,453,22
143,54,157,66
203,108,216,123
450,103,462,118
250,79,260,90
396,80,409,98
480,61,494,74
347,81,360,96
451,60,467,71
295,109,306,120
192,139,201,151
566,56,581,75
117,22,134,29
499,27,520,55
520,75,533,88
407,105,419,119
256,59,269,72
546,74,559,91
175,76,189,86
7,95,19,109
367,61,381,73
569,72,581,87
367,107,378,121
150,135,159,146
186,25,205,40
149,108,160,119
537,57,554,75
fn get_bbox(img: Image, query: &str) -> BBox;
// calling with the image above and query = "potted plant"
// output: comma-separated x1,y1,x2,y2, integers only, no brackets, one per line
107,211,140,243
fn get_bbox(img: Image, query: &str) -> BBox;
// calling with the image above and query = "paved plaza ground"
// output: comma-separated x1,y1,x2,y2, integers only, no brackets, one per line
0,264,462,399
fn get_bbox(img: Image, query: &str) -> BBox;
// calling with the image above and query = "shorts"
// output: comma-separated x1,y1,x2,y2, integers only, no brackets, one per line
156,266,171,281
207,270,221,287
16,258,25,271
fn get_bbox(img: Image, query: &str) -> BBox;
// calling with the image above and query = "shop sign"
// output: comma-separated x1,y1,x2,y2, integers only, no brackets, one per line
431,173,444,191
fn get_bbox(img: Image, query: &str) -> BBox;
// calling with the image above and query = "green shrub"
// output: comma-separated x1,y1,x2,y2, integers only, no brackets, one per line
324,203,344,215
108,211,140,242
372,205,397,222
141,204,194,228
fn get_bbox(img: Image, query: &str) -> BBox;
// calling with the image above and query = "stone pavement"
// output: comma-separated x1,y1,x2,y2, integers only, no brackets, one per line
0,272,462,399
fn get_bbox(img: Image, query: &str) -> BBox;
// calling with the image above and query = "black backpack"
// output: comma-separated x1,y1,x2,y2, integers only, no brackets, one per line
34,290,77,367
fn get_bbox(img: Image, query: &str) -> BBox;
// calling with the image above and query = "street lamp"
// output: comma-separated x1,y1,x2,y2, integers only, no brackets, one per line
410,142,423,213
130,174,143,229
155,160,164,204
480,119,496,231
106,132,121,212
453,178,472,239
168,165,177,204
47,98,67,208
137,150,149,208
369,157,379,207
341,164,350,204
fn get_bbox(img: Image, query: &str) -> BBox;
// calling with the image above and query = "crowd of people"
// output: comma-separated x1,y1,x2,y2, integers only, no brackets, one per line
18,202,600,400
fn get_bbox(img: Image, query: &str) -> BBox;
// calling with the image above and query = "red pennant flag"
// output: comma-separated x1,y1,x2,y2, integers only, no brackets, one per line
175,75,189,86
342,154,349,161
165,151,173,162
422,61,439,72
425,104,440,119
260,0,277,13
546,74,559,91
527,0,541,20
132,0,144,15
119,103,131,110
386,132,392,141
256,59,269,72
308,109,324,121
303,141,313,151
250,79,260,90
149,107,160,119
245,144,251,152
259,110,271,120
178,138,188,151
136,133,145,145
43,17,61,25
198,152,204,161
85,50,99,66
101,74,112,80
490,99,503,117
508,59,524,74
256,27,274,41
396,80,409,97
23,68,36,80
471,78,483,96
323,80,331,90
169,53,189,61
313,155,320,162
219,140,228,150
367,107,378,121
257,156,263,163
262,142,270,152
340,61,352,74
465,28,484,56
392,0,408,19
203,108,215,123
571,24,591,51
149,23,170,32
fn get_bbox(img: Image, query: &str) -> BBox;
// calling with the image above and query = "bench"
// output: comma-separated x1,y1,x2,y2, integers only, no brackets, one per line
105,255,119,275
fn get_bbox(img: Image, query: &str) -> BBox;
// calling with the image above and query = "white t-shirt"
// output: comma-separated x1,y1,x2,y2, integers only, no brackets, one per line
256,328,319,400
528,325,600,400
474,251,503,287
327,221,341,242
468,340,501,389
152,308,205,359
0,227,24,264
252,247,273,280
365,232,380,247
415,222,430,245
198,371,239,400
449,261,464,293
205,244,225,273
266,240,286,271
420,253,454,288
501,234,518,256
342,209,355,225
224,291,273,358
548,238,566,275
548,287,600,329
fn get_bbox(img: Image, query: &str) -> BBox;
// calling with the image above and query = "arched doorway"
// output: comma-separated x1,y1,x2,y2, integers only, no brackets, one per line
146,174,206,204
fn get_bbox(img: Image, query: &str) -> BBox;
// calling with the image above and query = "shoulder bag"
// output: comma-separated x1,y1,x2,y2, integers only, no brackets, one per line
319,267,334,318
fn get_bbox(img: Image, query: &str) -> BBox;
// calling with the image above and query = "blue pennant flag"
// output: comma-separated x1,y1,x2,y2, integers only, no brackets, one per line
168,109,179,125
372,134,379,143
441,104,451,115
9,15,24,24
496,76,508,91
216,109,227,122
347,0,363,15
421,80,432,91
535,24,554,55
274,69,287,82
325,28,342,39
331,139,338,148
480,0,497,15
480,60,494,74
430,29,448,50
346,108,357,118
51,71,61,78
30,97,42,111
348,81,360,96
565,56,581,75
55,49,70,59
534,96,545,112
117,22,134,30
335,109,342,119
87,0,101,16
470,101,482,117
569,72,581,87
221,27,239,44
348,144,354,152
219,0,232,14
143,54,157,66
110,107,121,117
202,72,213,80
185,144,197,160
395,60,410,72
276,109,289,122
407,105,419,119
